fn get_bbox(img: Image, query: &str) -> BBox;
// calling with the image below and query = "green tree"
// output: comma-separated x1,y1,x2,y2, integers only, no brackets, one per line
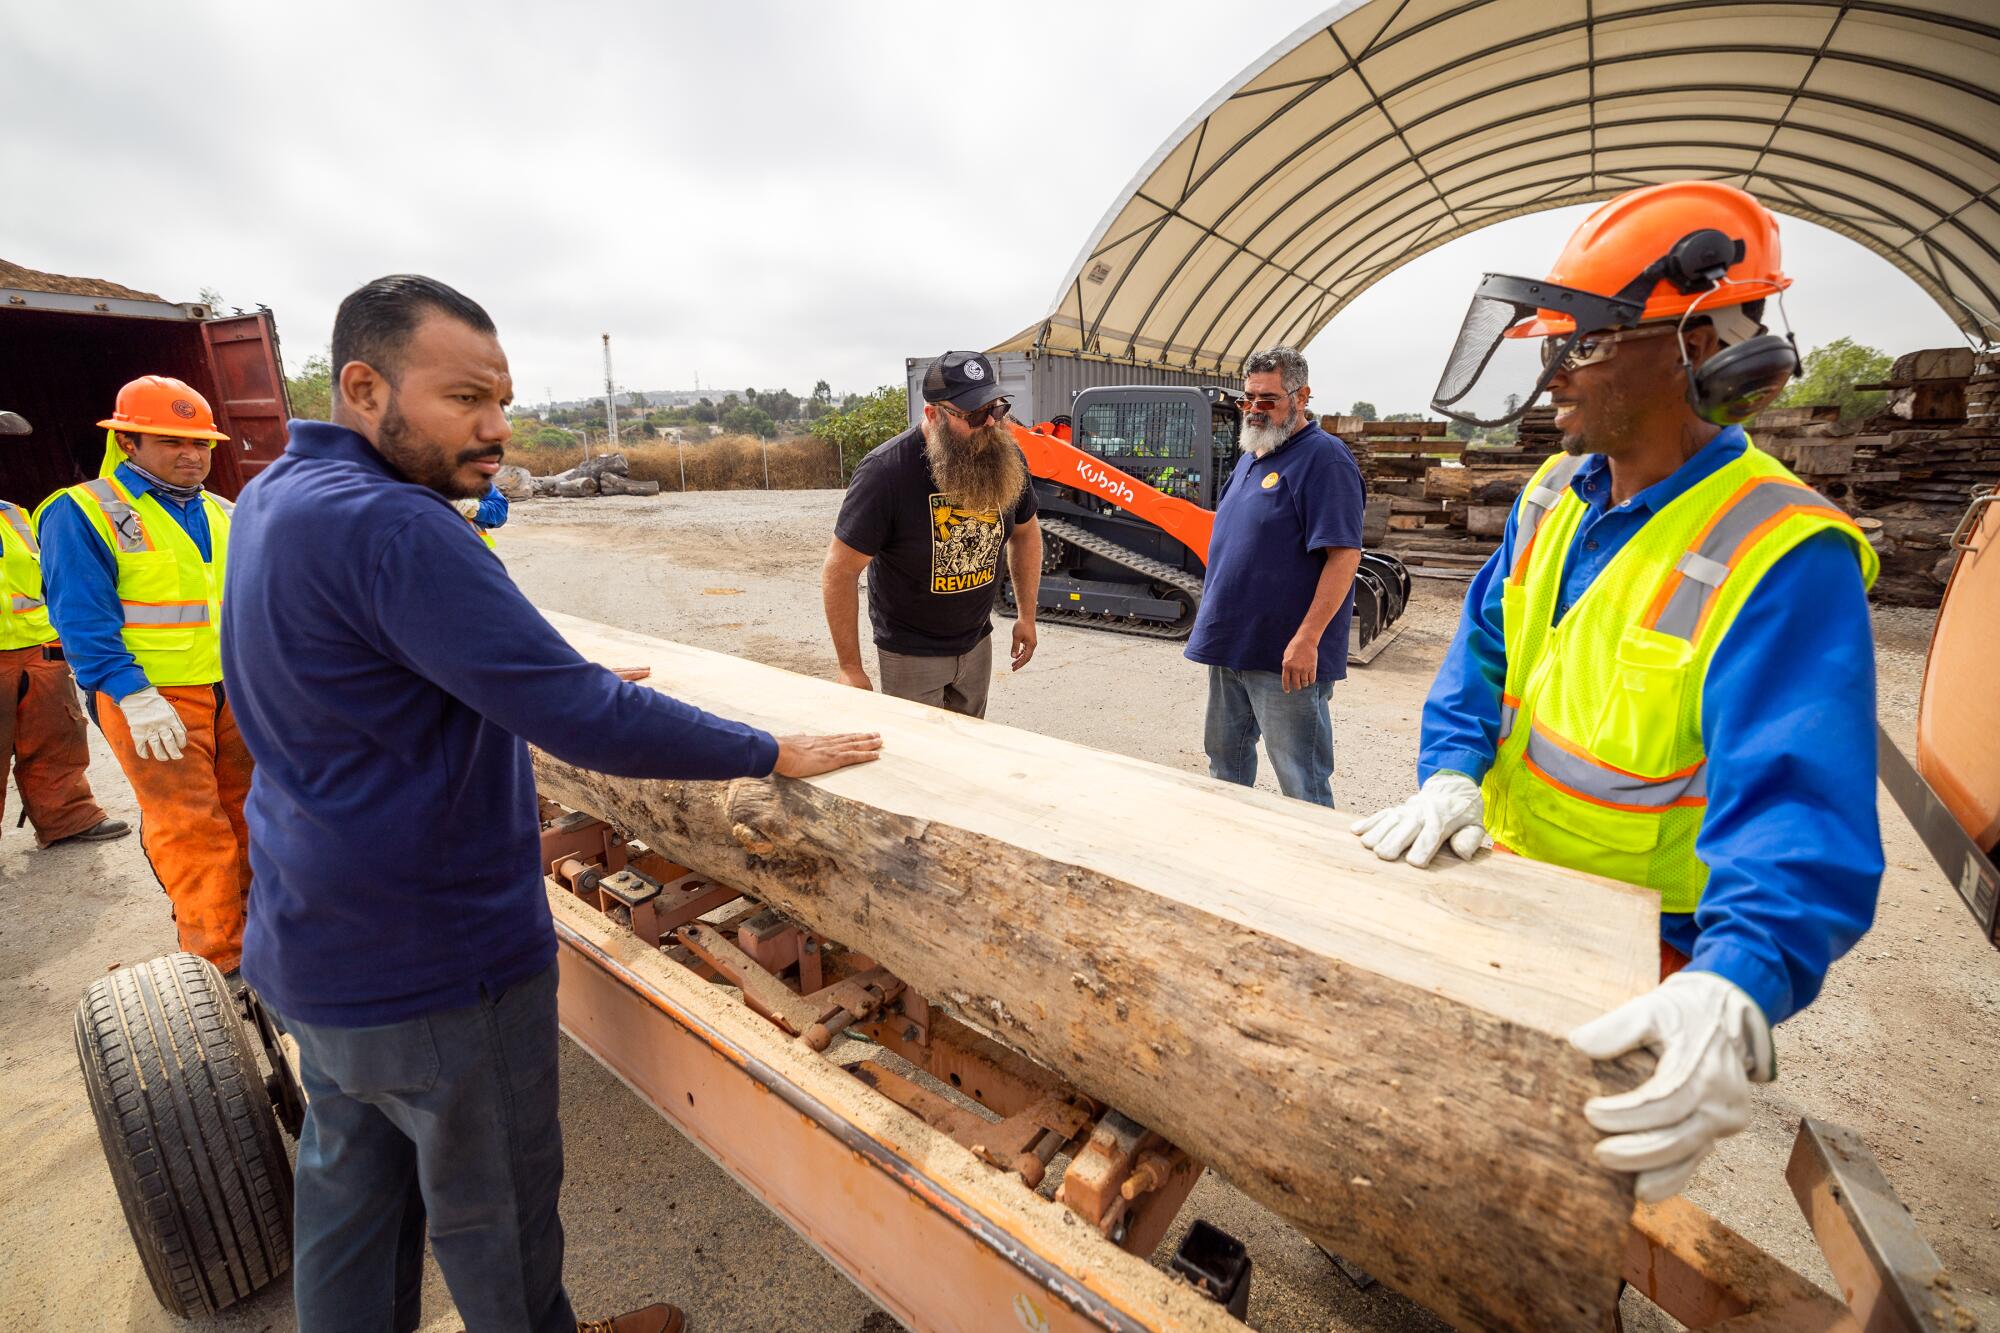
627,390,649,409
1384,410,1428,422
1778,337,1893,419
722,404,776,438
199,285,227,312
1348,399,1378,420
287,351,334,421
812,385,909,478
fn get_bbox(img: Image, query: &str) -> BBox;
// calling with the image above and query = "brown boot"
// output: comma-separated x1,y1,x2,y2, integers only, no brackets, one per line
578,1303,685,1333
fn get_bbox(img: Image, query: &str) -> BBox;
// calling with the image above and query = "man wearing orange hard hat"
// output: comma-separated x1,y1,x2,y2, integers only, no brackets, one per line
1355,182,1882,1202
38,375,253,975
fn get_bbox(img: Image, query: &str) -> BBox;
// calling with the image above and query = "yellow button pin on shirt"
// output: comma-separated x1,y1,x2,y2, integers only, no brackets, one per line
1262,472,1280,489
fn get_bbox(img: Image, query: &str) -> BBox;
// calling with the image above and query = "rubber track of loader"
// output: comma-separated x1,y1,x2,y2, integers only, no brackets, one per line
999,515,1206,641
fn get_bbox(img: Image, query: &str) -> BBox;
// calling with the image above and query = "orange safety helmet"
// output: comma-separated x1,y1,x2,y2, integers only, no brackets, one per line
96,375,230,442
1510,181,1790,338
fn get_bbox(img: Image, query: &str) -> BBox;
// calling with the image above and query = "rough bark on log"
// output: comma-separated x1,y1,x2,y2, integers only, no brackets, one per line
598,473,661,496
550,477,598,497
528,613,1658,1333
494,464,535,499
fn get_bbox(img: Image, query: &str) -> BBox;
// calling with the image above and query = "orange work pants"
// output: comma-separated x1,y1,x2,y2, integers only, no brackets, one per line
0,644,107,845
96,684,254,971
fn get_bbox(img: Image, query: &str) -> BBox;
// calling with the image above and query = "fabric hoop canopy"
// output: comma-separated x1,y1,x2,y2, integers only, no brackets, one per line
995,0,2000,375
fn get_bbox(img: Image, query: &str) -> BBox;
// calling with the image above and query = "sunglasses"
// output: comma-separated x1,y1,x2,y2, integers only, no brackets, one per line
1540,323,1678,373
939,397,1011,427
1242,392,1297,411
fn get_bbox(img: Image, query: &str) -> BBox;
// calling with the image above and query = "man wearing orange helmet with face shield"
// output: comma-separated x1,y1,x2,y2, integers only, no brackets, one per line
1353,182,1882,1203
38,376,253,975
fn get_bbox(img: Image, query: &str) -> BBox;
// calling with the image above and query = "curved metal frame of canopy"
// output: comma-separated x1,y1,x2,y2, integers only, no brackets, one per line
996,0,2000,375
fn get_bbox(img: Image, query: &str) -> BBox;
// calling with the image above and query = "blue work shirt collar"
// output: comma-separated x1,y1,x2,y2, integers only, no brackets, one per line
1570,424,1749,516
284,419,400,476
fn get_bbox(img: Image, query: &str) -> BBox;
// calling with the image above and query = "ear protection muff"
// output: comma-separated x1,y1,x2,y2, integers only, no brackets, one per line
1658,227,1801,426
1682,331,1801,426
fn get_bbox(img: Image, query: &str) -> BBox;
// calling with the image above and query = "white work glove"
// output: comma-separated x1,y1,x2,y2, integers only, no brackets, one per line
1350,771,1486,867
118,686,187,762
453,498,481,520
1569,971,1775,1203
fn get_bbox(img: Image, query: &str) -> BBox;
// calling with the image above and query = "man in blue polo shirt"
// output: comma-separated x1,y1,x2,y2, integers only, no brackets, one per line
222,274,879,1333
1185,346,1364,808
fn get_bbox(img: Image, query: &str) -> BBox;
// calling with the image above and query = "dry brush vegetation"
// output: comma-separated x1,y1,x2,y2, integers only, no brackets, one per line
512,434,845,491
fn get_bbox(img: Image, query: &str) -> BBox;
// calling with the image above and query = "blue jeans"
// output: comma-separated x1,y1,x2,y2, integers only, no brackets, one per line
1204,666,1335,807
278,963,573,1333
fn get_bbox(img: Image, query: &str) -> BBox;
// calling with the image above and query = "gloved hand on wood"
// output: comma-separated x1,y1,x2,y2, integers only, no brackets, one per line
1350,771,1486,867
1569,970,1775,1202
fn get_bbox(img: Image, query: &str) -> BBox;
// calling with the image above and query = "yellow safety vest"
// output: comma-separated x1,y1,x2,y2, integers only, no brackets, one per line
0,500,55,650
57,474,233,687
1481,442,1877,912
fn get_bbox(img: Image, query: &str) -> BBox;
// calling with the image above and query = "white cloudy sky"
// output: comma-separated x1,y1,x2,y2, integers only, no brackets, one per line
6,1,1967,415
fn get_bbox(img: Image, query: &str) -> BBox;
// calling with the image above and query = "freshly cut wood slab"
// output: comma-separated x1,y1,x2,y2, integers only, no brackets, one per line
533,609,1660,1332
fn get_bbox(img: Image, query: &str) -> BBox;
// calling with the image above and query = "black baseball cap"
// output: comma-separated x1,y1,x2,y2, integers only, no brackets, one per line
922,350,1007,411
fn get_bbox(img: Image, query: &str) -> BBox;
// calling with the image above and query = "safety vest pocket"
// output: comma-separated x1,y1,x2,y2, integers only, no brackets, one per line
1517,738,1665,857
1590,624,1696,778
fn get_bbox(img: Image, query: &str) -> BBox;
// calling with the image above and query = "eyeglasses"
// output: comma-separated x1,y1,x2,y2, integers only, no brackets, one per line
1242,392,1295,411
939,397,1011,427
1540,324,1677,373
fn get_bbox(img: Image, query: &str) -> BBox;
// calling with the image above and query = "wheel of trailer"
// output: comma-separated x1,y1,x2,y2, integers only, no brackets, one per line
74,953,293,1317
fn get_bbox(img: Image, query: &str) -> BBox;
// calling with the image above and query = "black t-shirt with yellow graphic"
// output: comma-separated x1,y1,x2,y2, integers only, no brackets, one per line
835,426,1038,656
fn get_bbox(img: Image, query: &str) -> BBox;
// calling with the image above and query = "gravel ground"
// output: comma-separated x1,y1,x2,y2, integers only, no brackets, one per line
1,488,1992,1332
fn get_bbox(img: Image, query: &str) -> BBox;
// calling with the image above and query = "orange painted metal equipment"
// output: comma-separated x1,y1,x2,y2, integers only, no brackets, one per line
1009,418,1215,564
539,806,1973,1333
1879,485,2000,948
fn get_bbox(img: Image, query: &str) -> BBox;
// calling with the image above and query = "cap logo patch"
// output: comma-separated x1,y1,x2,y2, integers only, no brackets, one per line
963,360,985,381
170,399,197,419
1262,472,1280,489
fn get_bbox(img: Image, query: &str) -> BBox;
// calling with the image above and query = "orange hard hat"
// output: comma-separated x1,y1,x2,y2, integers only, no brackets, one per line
96,375,229,442
1510,181,1790,337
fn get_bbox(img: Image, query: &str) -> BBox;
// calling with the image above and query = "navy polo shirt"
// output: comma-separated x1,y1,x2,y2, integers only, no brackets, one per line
223,421,779,1026
1184,420,1366,680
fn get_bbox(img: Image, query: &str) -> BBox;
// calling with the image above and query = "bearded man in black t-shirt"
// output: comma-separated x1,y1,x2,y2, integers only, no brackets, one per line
821,350,1042,719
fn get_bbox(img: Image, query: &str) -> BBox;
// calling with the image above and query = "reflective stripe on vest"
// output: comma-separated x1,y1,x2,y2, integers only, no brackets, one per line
1508,453,1588,583
0,502,39,556
79,478,153,553
0,499,53,646
1521,718,1708,812
122,601,211,627
1643,478,1849,642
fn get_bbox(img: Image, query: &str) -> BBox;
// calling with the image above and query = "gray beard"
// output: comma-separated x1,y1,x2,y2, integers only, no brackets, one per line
1241,403,1300,456
922,414,1027,517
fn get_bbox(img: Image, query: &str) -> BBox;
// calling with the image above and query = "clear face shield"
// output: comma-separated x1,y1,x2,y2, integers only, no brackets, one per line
1429,274,1648,428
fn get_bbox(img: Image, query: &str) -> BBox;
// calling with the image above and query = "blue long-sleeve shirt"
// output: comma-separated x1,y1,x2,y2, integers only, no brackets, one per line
38,463,214,701
474,484,508,529
224,421,780,1025
1418,427,1880,1024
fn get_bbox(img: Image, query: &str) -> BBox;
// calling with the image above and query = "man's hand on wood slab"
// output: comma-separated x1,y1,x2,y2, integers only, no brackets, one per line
774,732,883,778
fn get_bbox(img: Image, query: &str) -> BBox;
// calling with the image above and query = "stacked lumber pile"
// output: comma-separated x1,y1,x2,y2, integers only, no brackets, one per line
1751,347,1993,606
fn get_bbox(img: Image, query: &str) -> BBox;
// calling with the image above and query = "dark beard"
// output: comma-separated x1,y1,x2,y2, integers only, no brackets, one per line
923,414,1027,517
374,396,499,499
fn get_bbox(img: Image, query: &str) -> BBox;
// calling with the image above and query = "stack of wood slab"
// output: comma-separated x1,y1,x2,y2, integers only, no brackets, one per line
531,612,1662,1333
1751,347,1992,606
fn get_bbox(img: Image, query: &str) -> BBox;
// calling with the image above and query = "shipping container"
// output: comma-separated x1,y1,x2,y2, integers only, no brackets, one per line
0,269,291,509
904,350,1227,429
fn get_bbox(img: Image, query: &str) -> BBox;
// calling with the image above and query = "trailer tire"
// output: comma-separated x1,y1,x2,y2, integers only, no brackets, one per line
74,953,293,1318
